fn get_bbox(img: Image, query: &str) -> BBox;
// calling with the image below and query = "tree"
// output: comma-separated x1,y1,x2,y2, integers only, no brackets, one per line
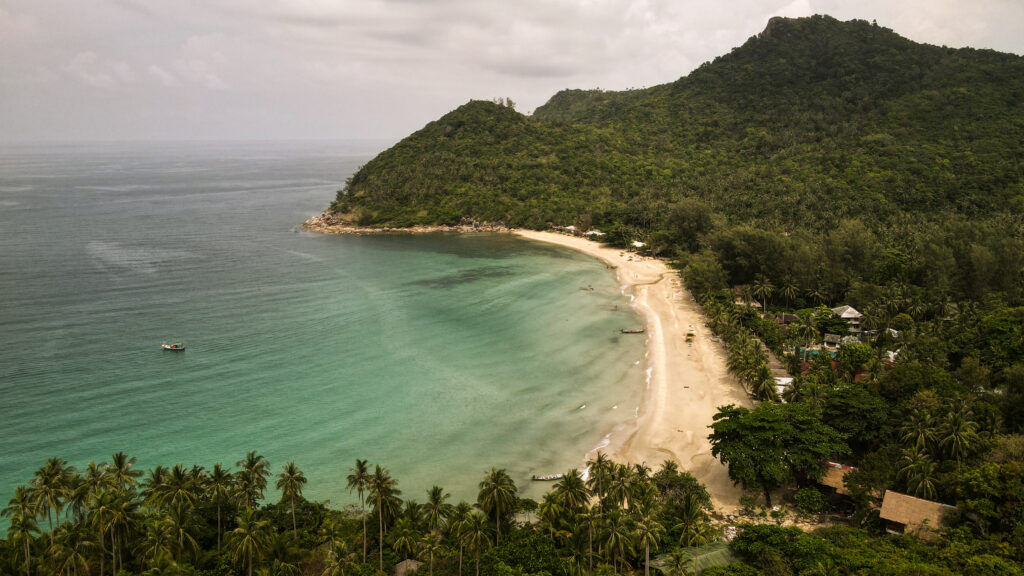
6,513,38,576
206,463,233,554
369,465,402,572
752,274,774,318
553,469,590,512
634,512,664,576
423,485,453,535
460,510,492,576
387,516,419,561
108,452,142,493
451,501,474,576
939,403,980,470
165,501,199,567
708,403,848,507
237,451,270,510
477,468,517,544
227,508,271,576
276,461,307,540
347,458,371,562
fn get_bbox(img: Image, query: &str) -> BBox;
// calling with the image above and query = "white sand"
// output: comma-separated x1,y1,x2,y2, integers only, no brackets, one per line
514,230,752,508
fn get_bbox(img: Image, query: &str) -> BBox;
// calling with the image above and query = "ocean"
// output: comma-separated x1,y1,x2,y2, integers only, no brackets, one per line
0,140,644,509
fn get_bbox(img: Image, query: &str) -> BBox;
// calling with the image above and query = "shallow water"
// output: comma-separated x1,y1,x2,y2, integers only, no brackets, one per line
0,140,644,508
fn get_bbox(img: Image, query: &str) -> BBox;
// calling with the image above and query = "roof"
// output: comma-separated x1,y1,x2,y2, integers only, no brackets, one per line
879,490,956,535
774,313,799,323
819,461,856,495
831,305,862,319
823,333,842,344
395,559,424,576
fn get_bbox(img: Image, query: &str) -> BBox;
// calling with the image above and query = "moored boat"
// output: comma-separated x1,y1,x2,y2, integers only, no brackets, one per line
531,474,565,481
620,328,645,334
161,342,186,351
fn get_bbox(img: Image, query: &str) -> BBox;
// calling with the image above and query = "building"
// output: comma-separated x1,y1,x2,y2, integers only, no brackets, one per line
823,333,842,350
879,490,956,538
819,461,856,496
395,559,423,576
831,305,863,333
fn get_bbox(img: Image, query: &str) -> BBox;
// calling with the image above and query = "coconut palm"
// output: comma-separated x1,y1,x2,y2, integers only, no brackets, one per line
276,461,307,540
553,469,590,512
450,501,474,576
142,466,169,506
50,522,92,576
536,493,564,538
319,516,344,556
747,364,780,402
7,512,38,576
107,452,141,494
634,513,664,576
346,459,371,563
31,457,72,545
898,450,938,500
752,275,774,318
939,404,980,470
206,463,233,554
418,531,446,576
107,491,140,575
586,452,613,513
368,465,402,572
237,451,270,510
779,278,799,310
387,516,419,561
477,468,517,544
601,511,633,574
423,485,453,535
806,287,827,306
899,409,937,454
165,501,200,567
460,510,493,576
264,532,303,576
158,464,199,510
227,508,272,576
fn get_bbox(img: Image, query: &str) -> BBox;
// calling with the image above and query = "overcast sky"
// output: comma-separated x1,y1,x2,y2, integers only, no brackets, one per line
2,0,1022,141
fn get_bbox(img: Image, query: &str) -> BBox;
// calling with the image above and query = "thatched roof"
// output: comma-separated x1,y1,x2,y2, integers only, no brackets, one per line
831,305,862,319
880,490,956,536
395,559,423,576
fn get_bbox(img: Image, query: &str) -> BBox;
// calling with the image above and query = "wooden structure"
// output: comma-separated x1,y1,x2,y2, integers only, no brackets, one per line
879,490,956,538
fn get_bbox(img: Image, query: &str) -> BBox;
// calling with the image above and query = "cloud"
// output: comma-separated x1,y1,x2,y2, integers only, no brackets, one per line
147,65,179,87
62,51,133,89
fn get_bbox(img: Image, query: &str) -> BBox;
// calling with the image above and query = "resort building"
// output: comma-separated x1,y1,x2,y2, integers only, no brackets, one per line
831,305,863,333
879,490,956,538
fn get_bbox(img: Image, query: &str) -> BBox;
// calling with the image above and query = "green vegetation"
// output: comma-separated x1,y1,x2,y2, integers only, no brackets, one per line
1,453,727,576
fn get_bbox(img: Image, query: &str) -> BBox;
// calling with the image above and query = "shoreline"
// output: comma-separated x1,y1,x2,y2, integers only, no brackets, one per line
513,230,751,510
304,215,751,509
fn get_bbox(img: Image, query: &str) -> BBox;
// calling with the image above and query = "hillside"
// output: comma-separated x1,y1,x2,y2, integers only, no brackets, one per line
329,14,1024,303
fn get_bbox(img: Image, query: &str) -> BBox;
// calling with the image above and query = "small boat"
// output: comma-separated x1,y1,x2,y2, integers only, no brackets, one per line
532,474,565,481
161,342,186,351
620,328,645,334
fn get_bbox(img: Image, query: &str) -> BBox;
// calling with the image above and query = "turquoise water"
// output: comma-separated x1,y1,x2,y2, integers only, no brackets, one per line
0,141,644,509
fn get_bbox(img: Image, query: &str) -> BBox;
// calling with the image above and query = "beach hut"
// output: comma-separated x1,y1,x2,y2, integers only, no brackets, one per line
879,490,956,538
395,559,423,576
818,461,856,496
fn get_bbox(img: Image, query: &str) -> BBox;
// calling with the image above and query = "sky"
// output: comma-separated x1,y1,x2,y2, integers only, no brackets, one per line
2,0,1023,141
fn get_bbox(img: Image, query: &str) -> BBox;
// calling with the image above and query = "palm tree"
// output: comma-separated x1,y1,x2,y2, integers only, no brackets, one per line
939,403,980,470
108,452,142,493
779,278,799,310
553,469,590,512
586,452,613,512
276,461,307,540
536,493,564,538
346,459,371,563
899,409,937,454
634,513,664,576
159,464,199,510
206,463,233,554
806,287,827,306
264,532,303,576
89,490,116,576
898,450,938,500
50,522,91,576
460,510,493,576
165,501,200,567
418,531,446,576
368,465,401,572
747,364,780,402
388,516,419,561
601,511,632,574
423,485,452,535
142,466,168,506
31,457,71,545
752,274,774,318
477,468,517,544
237,451,270,510
107,491,139,575
319,516,344,556
227,508,272,576
451,501,474,576
7,513,38,576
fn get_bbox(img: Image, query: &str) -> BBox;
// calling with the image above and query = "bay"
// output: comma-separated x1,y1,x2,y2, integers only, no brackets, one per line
0,140,644,508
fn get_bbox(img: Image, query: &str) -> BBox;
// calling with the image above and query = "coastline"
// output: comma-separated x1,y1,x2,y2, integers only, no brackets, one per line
304,215,751,508
512,230,751,509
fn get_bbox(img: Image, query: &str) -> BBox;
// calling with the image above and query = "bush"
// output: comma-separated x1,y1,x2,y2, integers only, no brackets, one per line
794,487,831,515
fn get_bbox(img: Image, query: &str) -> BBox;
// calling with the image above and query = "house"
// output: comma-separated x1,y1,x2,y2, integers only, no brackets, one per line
831,305,863,333
819,461,856,496
395,559,423,576
774,313,799,330
823,333,842,350
879,490,956,538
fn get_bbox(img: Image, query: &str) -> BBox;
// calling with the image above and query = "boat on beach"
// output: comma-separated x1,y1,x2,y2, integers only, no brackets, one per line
620,328,645,334
161,342,186,351
531,473,565,481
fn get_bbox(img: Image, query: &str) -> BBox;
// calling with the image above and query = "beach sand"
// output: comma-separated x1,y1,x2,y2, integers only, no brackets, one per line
514,230,751,509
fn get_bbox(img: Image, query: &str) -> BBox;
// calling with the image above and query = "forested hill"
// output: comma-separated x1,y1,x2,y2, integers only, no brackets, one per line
330,14,1024,302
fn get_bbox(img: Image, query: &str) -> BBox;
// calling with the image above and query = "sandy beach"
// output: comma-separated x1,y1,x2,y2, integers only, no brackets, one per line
514,230,751,509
